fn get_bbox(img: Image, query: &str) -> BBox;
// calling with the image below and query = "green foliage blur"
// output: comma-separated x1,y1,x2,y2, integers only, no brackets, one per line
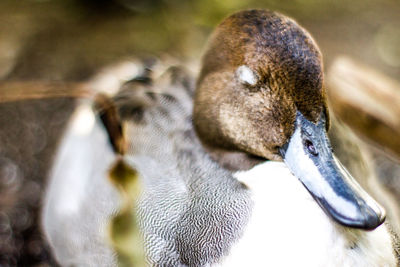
1,0,400,81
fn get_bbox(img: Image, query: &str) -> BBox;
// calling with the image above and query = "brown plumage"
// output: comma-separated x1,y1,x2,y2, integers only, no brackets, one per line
194,9,328,161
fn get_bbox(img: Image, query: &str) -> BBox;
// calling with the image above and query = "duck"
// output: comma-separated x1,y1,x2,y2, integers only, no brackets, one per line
42,9,400,266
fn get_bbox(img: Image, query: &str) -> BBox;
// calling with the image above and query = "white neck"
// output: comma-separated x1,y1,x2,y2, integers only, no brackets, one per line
215,161,396,267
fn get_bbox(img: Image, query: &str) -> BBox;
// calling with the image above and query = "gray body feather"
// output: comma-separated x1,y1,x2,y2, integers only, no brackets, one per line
121,67,252,266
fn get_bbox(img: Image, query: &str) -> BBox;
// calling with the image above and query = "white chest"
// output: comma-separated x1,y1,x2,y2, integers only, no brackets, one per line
216,162,396,267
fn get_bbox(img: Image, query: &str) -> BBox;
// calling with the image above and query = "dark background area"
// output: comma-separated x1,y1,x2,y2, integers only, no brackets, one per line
0,0,399,266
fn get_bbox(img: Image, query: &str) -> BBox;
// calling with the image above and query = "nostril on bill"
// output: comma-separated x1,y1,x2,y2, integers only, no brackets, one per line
304,139,318,156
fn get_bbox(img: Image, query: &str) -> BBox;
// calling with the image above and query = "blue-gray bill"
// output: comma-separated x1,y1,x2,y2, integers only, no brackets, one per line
280,112,386,230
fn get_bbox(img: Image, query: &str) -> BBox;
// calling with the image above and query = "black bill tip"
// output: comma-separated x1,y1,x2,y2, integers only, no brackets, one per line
318,196,386,230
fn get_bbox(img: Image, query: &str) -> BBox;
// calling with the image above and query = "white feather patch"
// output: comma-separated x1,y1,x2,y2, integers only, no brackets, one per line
70,104,96,136
236,65,258,86
214,161,396,267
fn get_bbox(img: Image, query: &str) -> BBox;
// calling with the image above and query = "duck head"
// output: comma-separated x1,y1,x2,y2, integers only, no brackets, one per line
194,9,385,230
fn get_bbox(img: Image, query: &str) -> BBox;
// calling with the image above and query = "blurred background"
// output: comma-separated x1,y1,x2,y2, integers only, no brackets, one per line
0,0,399,266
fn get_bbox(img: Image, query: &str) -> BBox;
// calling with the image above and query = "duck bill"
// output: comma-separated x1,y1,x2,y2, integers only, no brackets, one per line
280,112,385,230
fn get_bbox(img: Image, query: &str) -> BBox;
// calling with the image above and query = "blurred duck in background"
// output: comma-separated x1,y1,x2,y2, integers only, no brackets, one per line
42,9,399,266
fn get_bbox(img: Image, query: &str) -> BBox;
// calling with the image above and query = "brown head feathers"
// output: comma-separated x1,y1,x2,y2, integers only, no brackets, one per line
194,9,328,160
